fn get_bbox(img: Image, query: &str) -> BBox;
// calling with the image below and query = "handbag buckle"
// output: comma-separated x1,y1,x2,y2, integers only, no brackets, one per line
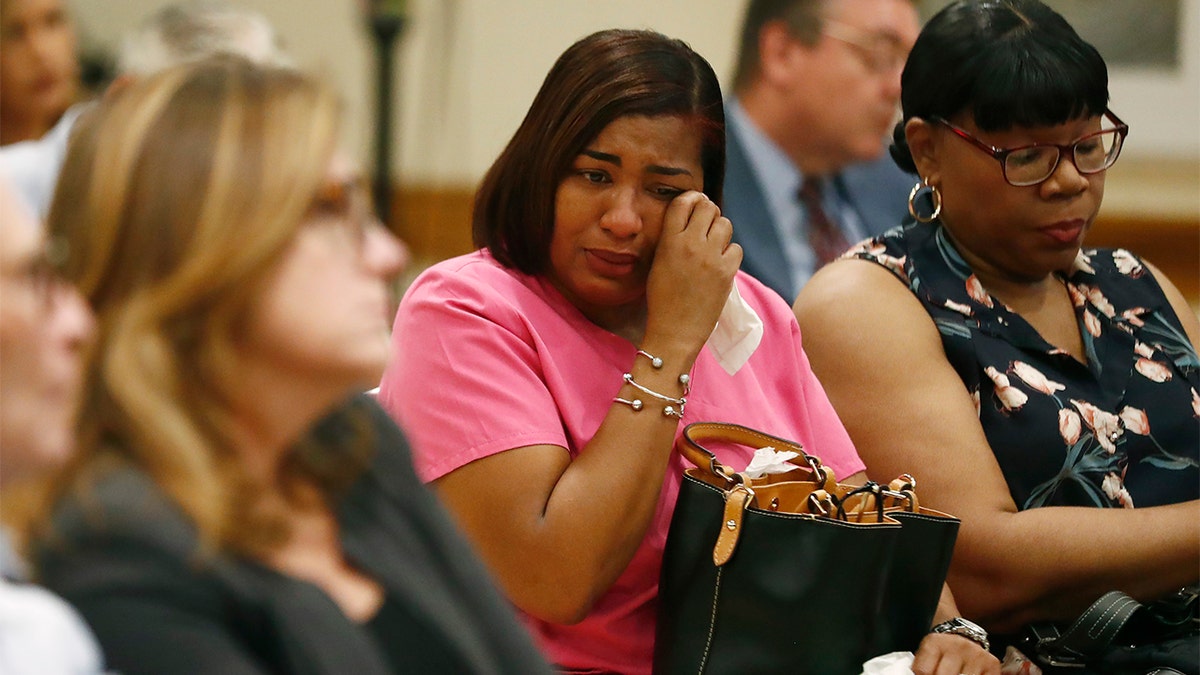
1026,623,1088,669
1171,585,1199,607
1038,653,1088,669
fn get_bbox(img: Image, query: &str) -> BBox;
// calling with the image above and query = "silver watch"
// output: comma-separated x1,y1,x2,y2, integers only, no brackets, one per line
931,617,990,652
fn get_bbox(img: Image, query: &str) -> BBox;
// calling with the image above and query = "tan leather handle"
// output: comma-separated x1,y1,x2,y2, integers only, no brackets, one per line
676,422,828,486
884,474,920,512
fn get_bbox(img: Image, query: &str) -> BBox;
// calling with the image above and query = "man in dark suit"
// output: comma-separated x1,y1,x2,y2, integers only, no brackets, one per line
724,0,920,302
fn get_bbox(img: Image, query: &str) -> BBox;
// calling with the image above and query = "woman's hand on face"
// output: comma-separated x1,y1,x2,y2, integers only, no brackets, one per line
644,191,742,351
911,633,1001,675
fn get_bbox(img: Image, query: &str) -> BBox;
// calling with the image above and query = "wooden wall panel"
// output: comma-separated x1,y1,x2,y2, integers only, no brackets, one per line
389,186,477,269
387,186,1200,311
1087,214,1199,311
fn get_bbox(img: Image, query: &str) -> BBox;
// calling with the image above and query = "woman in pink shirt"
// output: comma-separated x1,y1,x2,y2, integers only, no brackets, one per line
380,28,996,675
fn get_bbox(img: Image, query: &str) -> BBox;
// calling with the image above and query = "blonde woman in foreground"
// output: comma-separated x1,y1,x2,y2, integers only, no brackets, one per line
31,56,551,675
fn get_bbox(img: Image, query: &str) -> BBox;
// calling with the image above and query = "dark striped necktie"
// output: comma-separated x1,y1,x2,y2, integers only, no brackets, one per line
797,177,851,268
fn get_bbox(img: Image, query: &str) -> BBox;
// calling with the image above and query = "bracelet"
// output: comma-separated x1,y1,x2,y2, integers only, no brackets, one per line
636,349,691,395
636,349,664,369
613,396,684,418
613,396,644,411
623,373,687,409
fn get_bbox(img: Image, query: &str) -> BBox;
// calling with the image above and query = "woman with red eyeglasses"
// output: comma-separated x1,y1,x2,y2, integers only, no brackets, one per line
794,0,1198,671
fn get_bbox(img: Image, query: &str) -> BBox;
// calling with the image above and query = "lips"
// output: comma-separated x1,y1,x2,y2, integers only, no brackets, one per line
1040,220,1086,246
29,70,65,93
585,248,638,276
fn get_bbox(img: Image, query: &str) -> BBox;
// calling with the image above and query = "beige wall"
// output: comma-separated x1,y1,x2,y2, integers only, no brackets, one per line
71,0,1198,219
70,0,744,185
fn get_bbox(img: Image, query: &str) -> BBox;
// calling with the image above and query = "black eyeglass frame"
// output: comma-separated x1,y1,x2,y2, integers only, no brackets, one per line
931,110,1129,187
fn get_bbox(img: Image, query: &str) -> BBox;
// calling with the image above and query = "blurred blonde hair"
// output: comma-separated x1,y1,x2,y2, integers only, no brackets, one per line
44,56,360,556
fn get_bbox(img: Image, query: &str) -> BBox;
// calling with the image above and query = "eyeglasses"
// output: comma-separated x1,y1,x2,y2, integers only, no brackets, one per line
1,237,71,310
307,178,378,256
820,20,909,75
932,110,1129,187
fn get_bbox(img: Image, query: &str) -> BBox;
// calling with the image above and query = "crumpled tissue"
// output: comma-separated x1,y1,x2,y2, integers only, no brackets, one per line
860,651,915,675
742,446,802,479
706,282,763,376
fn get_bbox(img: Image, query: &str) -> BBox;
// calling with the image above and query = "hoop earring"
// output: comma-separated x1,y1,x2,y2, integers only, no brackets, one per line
908,178,942,223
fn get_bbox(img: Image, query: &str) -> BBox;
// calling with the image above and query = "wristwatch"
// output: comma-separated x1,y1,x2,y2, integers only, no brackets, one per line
931,617,990,652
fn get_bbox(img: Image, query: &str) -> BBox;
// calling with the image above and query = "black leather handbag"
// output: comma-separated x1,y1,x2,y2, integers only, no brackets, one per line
654,422,960,675
1018,587,1199,675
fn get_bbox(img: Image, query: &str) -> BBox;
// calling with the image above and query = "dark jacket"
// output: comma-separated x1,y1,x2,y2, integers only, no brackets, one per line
723,118,915,302
34,396,553,675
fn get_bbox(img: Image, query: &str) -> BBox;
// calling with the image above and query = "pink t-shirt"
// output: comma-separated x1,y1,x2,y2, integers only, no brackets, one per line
378,250,864,674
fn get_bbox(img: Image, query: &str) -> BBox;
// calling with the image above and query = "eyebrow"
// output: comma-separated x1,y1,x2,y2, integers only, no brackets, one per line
581,149,694,177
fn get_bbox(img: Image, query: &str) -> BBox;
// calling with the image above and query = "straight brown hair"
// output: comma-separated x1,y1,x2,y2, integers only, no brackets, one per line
472,28,726,276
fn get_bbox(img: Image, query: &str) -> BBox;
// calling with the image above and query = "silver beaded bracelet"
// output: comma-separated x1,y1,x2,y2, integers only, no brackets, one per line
635,349,664,369
623,373,686,406
618,373,687,419
636,349,691,395
613,396,684,418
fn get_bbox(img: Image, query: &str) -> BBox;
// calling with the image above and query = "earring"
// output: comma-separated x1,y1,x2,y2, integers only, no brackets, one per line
907,178,942,223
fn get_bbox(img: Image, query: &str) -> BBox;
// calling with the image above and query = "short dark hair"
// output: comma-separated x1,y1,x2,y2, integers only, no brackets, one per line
472,28,725,276
732,0,825,93
890,0,1108,173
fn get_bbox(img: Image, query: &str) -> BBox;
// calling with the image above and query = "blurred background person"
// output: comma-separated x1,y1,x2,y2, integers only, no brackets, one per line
114,0,286,78
0,0,297,561
0,0,287,220
794,0,1199,665
0,0,80,146
725,0,920,301
0,173,101,673
31,57,550,675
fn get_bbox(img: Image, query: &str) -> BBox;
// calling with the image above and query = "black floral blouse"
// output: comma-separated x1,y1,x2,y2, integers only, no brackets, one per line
849,222,1200,510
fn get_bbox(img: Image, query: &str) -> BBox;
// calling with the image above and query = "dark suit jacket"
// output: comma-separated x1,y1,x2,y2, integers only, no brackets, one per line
35,396,553,675
723,119,915,302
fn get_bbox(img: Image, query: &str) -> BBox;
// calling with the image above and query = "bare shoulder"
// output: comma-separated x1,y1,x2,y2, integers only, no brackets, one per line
793,258,941,357
791,259,1004,507
1142,259,1200,349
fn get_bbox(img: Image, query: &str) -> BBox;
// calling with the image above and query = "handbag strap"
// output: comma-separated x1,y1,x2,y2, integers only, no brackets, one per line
1030,591,1144,667
677,423,834,567
676,422,830,486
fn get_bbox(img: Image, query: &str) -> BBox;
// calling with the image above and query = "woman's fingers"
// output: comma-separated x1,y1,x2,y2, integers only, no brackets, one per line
911,633,1000,675
663,190,724,240
662,190,705,234
709,215,735,251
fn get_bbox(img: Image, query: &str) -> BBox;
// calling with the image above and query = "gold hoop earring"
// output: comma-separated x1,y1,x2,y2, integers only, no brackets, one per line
908,178,942,223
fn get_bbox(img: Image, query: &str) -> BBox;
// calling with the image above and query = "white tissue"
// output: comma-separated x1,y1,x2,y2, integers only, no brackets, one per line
860,651,915,675
705,282,764,375
742,447,802,478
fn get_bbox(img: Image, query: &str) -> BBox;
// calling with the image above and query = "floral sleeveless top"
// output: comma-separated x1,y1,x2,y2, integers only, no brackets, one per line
848,222,1199,510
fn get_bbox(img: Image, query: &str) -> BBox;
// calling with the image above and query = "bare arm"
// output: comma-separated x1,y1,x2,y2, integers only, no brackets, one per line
794,260,1200,633
1145,259,1200,351
434,192,742,624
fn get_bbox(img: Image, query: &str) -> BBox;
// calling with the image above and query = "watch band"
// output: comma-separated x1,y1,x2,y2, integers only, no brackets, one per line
931,617,991,652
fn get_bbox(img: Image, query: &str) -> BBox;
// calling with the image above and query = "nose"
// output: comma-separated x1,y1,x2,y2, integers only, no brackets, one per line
28,26,61,65
1041,151,1090,197
600,186,642,238
51,286,95,353
363,220,408,280
881,66,903,102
